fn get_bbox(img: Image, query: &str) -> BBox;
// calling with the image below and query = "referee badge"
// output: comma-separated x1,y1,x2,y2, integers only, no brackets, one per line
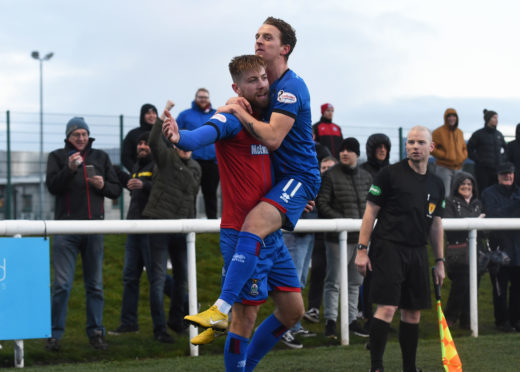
369,185,381,196
250,279,259,296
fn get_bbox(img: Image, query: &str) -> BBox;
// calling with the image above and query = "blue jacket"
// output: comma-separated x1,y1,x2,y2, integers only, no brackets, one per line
176,101,217,162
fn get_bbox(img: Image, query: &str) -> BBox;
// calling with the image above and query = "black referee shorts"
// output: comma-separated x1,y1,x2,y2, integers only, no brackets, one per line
369,240,431,310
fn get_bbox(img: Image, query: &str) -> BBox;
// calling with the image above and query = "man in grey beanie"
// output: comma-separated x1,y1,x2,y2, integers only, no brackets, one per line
45,117,121,351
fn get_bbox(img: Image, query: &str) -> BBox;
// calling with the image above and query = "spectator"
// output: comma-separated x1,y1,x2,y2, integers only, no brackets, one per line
110,131,156,335
45,117,122,351
304,156,338,324
312,103,343,158
467,109,507,195
481,162,520,332
121,103,158,172
360,133,391,178
317,138,372,339
177,88,218,218
443,172,484,329
142,106,201,343
431,108,468,197
506,123,520,182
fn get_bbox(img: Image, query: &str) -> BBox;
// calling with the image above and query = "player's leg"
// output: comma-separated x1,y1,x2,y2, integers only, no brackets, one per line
225,303,260,372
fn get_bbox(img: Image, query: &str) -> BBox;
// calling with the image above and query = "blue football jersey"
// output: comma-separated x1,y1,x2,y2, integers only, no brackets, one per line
267,69,320,184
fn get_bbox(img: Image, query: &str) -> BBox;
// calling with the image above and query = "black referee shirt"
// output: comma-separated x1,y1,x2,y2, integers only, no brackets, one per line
367,159,445,247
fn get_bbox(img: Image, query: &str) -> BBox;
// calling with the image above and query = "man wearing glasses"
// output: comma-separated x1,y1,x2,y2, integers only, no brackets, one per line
177,89,219,219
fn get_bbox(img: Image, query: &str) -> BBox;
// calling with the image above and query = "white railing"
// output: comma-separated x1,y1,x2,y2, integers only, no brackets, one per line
1,218,519,367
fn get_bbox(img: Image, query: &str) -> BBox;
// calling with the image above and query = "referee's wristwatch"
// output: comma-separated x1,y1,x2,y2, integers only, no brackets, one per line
357,243,368,251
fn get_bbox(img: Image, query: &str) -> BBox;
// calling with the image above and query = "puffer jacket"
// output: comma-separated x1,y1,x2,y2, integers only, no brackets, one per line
431,108,468,170
46,138,122,220
142,119,201,219
176,101,217,162
444,172,483,244
506,123,520,181
317,163,372,243
360,133,391,177
467,123,507,169
481,182,520,266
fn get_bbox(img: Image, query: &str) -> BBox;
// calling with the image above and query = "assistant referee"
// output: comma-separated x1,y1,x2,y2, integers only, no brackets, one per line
355,126,446,372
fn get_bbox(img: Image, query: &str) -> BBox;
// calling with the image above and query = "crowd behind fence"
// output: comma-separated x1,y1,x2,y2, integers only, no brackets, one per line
0,110,408,221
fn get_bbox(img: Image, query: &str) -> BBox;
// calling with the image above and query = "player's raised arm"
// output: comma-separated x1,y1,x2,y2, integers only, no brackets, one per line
218,103,294,151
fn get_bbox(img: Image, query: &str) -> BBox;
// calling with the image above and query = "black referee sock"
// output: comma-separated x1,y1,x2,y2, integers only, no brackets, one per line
399,320,419,372
370,317,390,370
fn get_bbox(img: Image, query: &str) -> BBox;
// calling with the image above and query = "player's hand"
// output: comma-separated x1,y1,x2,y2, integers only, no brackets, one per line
355,249,372,276
127,178,143,190
87,175,104,190
225,96,252,114
433,261,445,287
162,110,180,144
217,103,241,115
165,100,175,111
303,200,315,213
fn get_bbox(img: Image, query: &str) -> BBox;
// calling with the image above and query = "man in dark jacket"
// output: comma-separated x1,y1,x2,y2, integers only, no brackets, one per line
360,133,391,178
317,138,372,339
312,103,343,158
45,117,122,351
481,162,520,332
177,89,218,218
110,131,156,336
121,103,172,172
506,123,520,182
142,108,201,343
467,109,507,195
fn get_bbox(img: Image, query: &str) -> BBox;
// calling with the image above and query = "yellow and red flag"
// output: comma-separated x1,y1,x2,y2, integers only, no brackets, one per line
432,267,463,372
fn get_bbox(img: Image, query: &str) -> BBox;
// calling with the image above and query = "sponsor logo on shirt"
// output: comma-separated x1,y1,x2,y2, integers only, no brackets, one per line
369,185,381,196
251,144,269,155
428,202,436,215
211,113,227,123
232,253,246,263
277,90,297,104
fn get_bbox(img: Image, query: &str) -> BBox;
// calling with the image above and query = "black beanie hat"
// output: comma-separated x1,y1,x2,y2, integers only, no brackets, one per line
340,137,360,156
137,131,150,144
483,109,498,125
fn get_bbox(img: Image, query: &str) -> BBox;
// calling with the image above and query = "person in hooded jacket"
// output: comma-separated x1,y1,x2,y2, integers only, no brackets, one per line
431,108,468,197
506,123,520,182
45,117,122,351
360,133,391,178
467,109,507,195
443,172,484,328
177,88,219,219
121,103,166,172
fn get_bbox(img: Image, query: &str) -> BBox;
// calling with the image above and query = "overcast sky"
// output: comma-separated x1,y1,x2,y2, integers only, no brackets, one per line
2,0,520,141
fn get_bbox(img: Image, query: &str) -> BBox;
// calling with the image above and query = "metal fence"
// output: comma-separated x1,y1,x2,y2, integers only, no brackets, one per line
0,110,409,222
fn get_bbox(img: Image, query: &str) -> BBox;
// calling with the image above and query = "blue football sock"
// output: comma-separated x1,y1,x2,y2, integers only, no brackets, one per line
220,232,262,305
224,332,249,372
245,314,287,371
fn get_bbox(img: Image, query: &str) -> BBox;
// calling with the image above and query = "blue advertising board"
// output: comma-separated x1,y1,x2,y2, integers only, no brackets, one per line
0,237,51,340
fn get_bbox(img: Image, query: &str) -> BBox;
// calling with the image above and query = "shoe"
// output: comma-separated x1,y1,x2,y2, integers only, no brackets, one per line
89,331,108,350
303,308,320,323
293,327,317,337
350,320,369,337
45,337,60,352
108,324,139,335
184,305,228,330
155,329,175,344
191,328,216,345
325,319,337,339
167,319,188,334
281,331,303,349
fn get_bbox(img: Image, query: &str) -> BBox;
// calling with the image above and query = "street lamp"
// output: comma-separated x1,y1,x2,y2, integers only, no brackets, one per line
31,51,53,220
